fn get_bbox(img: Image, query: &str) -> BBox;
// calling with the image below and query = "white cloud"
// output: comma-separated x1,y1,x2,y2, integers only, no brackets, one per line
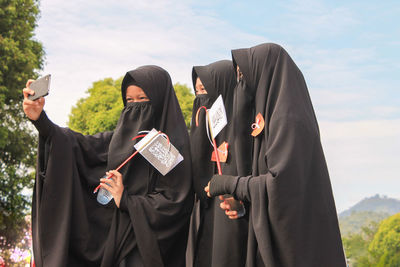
35,0,266,126
319,119,400,211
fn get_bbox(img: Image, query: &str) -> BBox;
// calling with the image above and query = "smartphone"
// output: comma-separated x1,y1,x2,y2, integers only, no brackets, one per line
28,74,51,101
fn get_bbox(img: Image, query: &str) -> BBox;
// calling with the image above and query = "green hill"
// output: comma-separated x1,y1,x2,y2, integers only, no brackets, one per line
339,194,400,218
339,211,390,236
339,194,400,236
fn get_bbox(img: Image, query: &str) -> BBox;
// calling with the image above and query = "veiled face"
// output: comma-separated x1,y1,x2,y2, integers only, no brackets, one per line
195,77,207,95
126,85,150,103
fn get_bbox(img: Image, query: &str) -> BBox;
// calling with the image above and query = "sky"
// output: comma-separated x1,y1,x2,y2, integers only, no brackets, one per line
33,0,400,212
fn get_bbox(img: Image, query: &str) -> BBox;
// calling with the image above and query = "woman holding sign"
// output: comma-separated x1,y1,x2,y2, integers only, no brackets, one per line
186,60,248,267
23,65,193,267
205,43,346,266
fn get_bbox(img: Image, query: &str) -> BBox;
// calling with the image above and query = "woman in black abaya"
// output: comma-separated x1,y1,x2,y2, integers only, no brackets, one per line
186,60,248,267
206,43,347,266
23,65,193,267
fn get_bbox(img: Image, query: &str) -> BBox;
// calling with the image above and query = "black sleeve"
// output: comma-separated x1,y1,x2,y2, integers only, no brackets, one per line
209,174,240,197
119,189,129,212
30,111,55,138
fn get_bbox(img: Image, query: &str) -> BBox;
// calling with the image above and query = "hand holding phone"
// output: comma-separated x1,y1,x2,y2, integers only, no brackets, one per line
27,74,51,101
23,76,50,121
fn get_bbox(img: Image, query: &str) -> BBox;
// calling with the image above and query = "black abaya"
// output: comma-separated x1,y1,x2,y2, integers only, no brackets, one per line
209,43,346,267
31,65,193,267
187,60,249,267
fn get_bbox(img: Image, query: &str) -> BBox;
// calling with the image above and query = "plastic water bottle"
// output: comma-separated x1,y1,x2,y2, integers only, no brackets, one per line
97,175,113,205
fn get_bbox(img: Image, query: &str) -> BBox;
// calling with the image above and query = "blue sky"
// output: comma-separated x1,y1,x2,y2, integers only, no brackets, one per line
34,0,400,212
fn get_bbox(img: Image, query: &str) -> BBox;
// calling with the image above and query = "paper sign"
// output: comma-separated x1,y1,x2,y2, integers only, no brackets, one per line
211,141,229,162
207,95,227,138
134,129,183,176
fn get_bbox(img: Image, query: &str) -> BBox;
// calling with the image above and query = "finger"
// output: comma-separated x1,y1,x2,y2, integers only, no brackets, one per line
204,185,209,193
108,170,123,185
23,98,40,106
106,171,116,182
219,195,225,201
228,215,239,220
108,170,122,179
100,183,113,193
220,202,230,210
225,210,237,217
26,79,35,88
101,178,116,187
23,88,35,99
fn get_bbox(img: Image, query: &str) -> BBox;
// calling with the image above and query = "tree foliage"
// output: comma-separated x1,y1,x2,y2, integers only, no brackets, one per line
68,78,124,135
0,0,44,251
68,78,194,133
173,82,195,128
342,221,379,266
343,213,400,267
367,213,400,266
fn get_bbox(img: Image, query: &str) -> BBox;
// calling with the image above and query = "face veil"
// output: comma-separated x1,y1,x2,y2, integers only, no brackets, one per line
106,101,155,173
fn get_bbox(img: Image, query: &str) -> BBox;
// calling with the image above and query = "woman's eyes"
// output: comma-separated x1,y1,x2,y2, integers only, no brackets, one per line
126,96,149,102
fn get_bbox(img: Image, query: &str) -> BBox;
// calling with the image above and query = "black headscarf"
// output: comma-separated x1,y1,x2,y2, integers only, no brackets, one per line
31,65,193,267
187,60,248,267
116,66,193,267
190,60,236,204
210,43,346,266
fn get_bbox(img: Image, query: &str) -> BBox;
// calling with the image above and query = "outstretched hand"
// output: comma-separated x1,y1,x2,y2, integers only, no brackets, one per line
23,79,45,121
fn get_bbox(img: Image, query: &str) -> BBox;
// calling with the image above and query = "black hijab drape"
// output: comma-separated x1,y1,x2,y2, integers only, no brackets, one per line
31,65,193,267
187,60,248,267
210,43,346,266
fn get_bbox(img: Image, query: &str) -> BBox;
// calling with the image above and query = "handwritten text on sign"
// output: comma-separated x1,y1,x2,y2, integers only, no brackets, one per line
134,129,183,176
208,95,227,138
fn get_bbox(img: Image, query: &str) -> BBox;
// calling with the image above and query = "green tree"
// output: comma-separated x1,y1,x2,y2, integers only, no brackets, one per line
0,0,44,252
68,78,123,134
367,213,400,266
173,83,194,128
68,79,195,133
342,221,379,266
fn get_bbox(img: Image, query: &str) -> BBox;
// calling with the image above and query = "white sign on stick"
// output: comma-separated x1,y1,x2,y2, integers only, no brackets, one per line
208,95,227,138
134,129,183,176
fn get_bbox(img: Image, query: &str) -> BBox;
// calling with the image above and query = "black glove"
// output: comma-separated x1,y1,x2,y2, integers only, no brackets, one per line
209,174,240,197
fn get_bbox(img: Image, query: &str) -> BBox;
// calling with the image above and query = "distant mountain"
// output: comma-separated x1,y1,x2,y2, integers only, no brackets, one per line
339,211,390,236
338,194,400,236
339,194,400,218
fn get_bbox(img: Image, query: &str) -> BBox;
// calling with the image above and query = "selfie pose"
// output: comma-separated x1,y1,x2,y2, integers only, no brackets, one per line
23,66,193,267
206,43,347,266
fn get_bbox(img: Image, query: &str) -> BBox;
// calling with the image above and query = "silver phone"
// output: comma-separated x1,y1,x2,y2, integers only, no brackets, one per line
28,74,51,101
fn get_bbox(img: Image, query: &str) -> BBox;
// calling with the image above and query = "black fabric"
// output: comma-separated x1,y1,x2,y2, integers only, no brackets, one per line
208,174,240,197
210,43,346,266
189,94,213,205
31,65,193,267
187,60,248,267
